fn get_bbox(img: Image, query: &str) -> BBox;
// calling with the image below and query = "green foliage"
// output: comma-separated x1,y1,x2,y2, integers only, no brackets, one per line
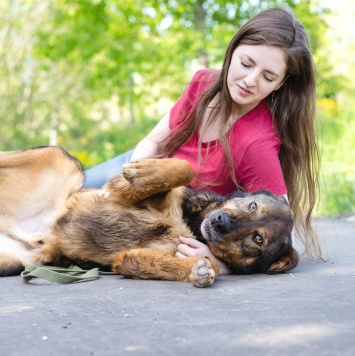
294,0,345,99
319,174,355,216
34,0,318,102
61,116,159,169
317,98,355,216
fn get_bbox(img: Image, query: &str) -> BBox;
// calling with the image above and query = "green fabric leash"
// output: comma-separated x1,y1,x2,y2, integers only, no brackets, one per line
21,264,115,284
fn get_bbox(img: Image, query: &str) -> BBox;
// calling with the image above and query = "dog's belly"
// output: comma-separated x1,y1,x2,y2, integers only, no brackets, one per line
54,201,195,265
0,231,48,270
16,208,57,233
0,233,28,254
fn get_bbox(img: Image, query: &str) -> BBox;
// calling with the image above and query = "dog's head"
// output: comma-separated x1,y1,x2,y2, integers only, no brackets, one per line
201,190,298,274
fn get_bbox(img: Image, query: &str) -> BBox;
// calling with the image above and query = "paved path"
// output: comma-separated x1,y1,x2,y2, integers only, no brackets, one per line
0,216,354,356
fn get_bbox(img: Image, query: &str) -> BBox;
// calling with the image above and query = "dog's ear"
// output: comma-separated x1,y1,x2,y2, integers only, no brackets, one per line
266,247,299,274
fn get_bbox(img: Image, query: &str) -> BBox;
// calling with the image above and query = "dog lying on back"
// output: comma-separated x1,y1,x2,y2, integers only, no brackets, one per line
0,146,298,287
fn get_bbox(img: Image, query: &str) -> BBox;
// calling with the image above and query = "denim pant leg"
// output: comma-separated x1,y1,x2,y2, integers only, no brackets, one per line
83,149,134,188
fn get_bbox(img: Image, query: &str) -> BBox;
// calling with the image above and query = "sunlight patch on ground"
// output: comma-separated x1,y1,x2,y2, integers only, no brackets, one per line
0,305,32,314
235,323,343,347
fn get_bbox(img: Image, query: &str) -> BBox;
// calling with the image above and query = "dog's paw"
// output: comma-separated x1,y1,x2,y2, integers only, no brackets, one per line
121,160,166,188
189,258,216,288
121,163,136,184
121,161,149,186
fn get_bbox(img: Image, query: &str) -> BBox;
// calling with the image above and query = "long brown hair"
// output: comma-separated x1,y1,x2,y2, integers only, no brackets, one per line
161,8,322,259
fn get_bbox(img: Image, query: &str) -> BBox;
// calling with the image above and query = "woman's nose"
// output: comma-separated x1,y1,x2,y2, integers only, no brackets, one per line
244,72,258,87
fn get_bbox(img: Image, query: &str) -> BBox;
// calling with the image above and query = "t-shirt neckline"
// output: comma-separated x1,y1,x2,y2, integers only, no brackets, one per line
198,100,266,146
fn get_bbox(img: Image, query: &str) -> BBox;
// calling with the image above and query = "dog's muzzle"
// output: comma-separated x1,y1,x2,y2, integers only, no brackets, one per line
201,212,237,241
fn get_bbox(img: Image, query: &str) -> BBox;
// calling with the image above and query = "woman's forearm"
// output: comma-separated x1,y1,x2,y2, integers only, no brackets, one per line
130,112,171,161
130,137,160,161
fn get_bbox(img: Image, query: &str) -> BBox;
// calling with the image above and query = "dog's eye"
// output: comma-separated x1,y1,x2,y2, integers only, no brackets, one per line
254,235,264,246
249,202,257,213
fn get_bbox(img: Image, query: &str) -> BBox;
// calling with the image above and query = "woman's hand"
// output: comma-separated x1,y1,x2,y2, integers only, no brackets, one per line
176,236,231,275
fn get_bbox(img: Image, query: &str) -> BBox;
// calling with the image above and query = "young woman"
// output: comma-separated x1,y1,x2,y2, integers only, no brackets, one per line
84,8,322,271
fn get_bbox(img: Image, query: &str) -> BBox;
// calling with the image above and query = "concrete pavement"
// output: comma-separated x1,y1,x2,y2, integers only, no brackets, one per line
0,216,354,356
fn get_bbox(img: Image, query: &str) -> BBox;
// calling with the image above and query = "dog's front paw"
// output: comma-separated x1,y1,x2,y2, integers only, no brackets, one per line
121,160,153,187
189,258,216,288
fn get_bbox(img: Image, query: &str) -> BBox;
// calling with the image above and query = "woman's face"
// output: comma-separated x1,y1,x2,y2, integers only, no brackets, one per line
227,44,287,115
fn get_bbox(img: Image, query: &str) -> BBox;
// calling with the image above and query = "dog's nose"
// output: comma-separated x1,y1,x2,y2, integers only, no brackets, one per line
211,213,231,234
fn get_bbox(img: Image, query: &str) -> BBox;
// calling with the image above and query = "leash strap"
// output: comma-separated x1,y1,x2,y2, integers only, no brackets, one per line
21,265,115,284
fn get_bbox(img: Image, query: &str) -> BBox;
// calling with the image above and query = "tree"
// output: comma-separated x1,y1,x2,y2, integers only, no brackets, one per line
34,0,312,120
0,0,93,150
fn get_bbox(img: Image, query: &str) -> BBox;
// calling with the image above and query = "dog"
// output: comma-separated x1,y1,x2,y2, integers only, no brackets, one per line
0,146,298,287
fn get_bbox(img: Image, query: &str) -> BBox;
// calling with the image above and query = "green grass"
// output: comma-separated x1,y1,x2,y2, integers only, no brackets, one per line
317,97,355,216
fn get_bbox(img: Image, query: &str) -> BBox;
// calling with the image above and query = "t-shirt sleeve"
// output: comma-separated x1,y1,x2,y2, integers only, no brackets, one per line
238,137,287,195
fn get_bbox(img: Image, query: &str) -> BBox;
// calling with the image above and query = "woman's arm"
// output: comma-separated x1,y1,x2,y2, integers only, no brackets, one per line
130,112,171,161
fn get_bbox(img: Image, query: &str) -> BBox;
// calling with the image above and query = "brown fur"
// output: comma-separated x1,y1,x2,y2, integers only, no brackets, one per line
0,146,298,287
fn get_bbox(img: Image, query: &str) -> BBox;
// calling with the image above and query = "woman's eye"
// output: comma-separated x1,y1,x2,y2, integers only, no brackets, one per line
264,75,273,82
241,61,251,68
254,235,264,245
249,202,257,212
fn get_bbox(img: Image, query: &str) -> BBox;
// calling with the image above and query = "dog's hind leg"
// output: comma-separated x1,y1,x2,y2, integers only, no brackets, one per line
0,215,57,276
0,232,55,276
112,248,219,288
103,158,194,205
0,146,84,218
0,252,25,276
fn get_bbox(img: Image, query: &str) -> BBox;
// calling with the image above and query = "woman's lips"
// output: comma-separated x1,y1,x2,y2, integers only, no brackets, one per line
238,85,253,96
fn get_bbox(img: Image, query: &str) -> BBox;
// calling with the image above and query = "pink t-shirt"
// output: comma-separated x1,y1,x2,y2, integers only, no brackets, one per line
169,69,287,196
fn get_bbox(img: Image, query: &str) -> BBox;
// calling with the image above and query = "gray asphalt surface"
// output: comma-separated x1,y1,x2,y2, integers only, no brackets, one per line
1,216,354,356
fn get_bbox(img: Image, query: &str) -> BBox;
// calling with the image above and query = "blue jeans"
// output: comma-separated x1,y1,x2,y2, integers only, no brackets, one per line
84,149,134,188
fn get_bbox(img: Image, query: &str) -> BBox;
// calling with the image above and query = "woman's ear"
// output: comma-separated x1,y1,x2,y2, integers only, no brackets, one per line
266,247,299,274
